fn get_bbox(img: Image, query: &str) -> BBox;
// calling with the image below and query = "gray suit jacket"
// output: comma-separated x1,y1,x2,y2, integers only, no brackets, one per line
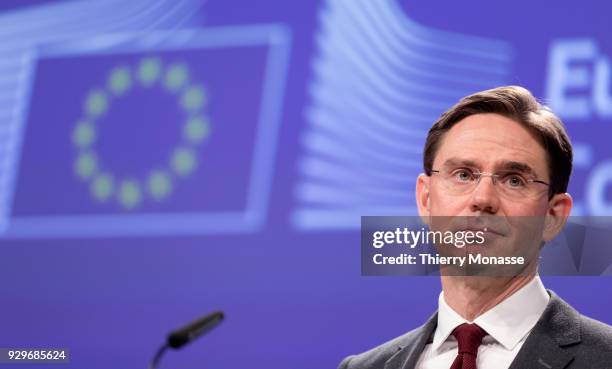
338,291,612,369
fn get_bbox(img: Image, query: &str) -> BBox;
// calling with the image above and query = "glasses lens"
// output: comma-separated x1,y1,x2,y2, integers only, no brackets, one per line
435,170,546,200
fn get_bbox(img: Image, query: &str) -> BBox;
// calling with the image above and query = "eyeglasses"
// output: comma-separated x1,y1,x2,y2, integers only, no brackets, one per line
430,168,550,200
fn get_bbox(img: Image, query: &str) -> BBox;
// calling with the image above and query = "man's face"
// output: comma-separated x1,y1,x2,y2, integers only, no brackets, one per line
426,113,551,217
416,113,572,274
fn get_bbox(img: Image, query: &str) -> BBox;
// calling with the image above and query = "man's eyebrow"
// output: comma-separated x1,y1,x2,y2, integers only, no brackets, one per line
498,160,536,175
441,158,480,168
441,159,538,176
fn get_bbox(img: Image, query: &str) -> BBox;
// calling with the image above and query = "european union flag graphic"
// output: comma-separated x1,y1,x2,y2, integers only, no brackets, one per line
2,26,291,238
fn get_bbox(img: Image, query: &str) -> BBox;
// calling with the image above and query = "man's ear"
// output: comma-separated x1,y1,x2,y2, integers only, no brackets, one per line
416,173,431,221
543,192,573,242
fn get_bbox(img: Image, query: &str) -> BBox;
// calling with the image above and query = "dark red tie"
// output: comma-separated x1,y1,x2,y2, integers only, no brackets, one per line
449,323,487,369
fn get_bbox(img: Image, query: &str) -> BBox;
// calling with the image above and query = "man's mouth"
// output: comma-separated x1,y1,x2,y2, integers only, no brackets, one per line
463,226,505,237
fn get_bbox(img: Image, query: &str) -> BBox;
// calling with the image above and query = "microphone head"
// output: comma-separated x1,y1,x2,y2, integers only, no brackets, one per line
167,310,224,349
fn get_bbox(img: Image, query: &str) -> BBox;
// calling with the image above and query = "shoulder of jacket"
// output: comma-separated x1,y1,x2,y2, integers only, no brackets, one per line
339,325,427,369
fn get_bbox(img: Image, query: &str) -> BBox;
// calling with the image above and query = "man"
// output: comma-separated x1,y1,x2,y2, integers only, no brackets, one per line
339,86,612,369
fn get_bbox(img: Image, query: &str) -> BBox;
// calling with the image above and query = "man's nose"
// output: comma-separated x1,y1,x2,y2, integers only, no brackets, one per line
469,176,500,214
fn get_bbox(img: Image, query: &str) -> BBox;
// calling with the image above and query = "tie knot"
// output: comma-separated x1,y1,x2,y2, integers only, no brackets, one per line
452,323,487,356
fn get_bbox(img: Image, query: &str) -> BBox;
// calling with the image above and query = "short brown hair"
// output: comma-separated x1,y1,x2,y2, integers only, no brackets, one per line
423,85,572,197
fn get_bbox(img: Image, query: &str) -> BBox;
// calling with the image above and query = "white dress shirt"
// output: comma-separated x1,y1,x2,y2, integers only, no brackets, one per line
415,276,550,369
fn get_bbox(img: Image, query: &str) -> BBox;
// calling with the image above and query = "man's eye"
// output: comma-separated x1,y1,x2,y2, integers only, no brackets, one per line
504,174,526,188
453,170,473,182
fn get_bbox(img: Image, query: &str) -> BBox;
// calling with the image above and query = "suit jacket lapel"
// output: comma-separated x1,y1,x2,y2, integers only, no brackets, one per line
508,291,581,369
384,312,438,369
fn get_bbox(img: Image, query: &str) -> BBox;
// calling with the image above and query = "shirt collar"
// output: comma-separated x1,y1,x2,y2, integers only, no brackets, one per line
432,276,550,352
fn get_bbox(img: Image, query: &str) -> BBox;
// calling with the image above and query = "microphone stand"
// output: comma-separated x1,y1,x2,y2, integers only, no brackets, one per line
149,344,168,369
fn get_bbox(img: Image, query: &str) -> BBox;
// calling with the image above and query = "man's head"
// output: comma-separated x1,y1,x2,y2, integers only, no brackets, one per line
415,86,573,273
424,85,572,199
417,86,572,218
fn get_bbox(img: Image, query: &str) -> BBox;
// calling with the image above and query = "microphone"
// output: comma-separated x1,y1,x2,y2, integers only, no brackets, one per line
167,310,224,349
149,310,224,369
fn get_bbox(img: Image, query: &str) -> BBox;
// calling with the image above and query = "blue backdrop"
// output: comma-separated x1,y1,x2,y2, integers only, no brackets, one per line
0,1,610,368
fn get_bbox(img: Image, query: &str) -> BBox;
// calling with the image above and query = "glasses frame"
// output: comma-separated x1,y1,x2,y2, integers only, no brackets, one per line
430,169,550,198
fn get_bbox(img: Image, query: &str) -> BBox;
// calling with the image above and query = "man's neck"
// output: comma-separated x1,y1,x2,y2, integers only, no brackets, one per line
440,275,536,321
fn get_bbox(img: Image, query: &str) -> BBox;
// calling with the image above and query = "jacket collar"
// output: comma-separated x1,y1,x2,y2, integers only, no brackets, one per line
383,311,437,369
507,290,581,369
